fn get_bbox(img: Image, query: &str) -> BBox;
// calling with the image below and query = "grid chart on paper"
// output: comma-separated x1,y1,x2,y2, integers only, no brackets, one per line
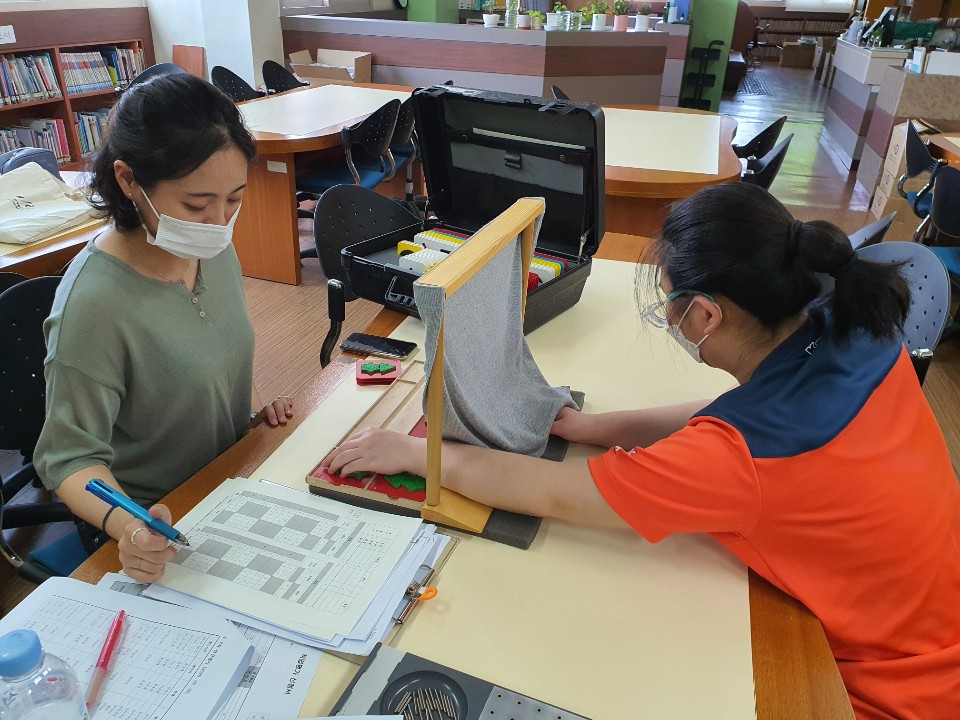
20,595,224,720
212,625,273,720
173,490,403,614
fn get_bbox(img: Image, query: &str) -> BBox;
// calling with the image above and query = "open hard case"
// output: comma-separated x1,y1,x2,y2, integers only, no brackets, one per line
341,85,605,334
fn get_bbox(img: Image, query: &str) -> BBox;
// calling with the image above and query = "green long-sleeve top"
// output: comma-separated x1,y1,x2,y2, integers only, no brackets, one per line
35,241,254,506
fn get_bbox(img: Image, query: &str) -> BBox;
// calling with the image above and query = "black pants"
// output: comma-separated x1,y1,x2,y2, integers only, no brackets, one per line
74,517,110,556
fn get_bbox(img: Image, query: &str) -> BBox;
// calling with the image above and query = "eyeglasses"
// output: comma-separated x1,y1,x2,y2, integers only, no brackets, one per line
641,290,715,329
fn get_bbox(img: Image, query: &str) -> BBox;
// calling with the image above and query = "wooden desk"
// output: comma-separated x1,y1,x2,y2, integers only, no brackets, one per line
930,134,960,167
0,171,99,278
235,84,739,285
72,234,851,719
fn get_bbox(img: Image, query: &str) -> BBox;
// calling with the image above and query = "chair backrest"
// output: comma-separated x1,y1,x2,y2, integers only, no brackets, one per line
741,132,793,191
731,0,756,52
733,115,787,160
0,147,61,181
211,65,263,103
347,99,400,160
551,84,570,101
391,98,416,152
0,275,62,458
313,185,420,301
126,62,187,91
0,272,27,294
857,241,950,353
848,211,897,250
903,122,940,180
930,165,960,239
262,59,307,94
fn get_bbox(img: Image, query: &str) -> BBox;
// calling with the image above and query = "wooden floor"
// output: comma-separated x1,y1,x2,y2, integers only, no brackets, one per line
3,64,960,615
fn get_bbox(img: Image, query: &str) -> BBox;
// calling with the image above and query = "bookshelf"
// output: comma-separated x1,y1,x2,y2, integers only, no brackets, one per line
751,9,850,60
0,7,154,170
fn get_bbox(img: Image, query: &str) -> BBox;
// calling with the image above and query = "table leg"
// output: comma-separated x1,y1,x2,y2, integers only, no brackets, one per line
234,153,301,285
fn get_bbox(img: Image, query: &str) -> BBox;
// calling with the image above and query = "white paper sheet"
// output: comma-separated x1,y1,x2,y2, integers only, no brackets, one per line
944,135,960,154
155,478,423,639
0,577,253,720
97,573,323,720
603,107,721,175
239,85,411,137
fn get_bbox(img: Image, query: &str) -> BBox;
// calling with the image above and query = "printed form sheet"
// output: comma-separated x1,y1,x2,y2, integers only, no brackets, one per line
0,577,252,720
100,573,322,720
158,478,423,639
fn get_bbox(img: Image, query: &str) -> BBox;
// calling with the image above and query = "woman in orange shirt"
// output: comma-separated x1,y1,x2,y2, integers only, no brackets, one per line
323,183,960,719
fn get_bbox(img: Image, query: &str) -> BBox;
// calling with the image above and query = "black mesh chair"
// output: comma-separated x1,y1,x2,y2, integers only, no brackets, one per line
262,60,308,94
732,115,787,160
848,211,897,250
310,185,420,366
551,85,570,100
121,62,187,95
0,272,27,293
211,65,265,103
0,147,61,180
0,276,75,583
740,133,793,191
927,167,960,341
898,123,947,241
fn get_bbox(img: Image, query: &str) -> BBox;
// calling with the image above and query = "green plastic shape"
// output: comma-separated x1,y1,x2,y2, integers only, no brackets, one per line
384,472,427,492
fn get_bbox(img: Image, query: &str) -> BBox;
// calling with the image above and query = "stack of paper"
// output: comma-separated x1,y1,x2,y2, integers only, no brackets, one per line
0,578,254,720
144,477,450,656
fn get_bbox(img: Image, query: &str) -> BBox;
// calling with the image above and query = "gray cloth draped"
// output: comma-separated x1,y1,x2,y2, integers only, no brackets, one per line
414,211,575,457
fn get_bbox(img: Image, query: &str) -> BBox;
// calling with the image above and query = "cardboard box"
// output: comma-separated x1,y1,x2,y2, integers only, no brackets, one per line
884,216,924,242
871,187,911,219
780,42,815,69
289,49,373,85
885,122,909,171
814,37,837,80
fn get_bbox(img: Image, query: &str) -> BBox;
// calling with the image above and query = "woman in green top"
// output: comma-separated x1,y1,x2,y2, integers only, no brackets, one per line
35,73,293,583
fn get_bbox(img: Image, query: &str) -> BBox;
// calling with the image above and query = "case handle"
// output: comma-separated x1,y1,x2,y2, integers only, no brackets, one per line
385,276,417,311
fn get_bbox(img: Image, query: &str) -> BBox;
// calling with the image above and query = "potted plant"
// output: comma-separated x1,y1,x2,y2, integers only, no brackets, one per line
547,1,566,29
635,2,652,31
588,0,608,30
518,10,532,27
613,0,629,31
482,1,500,27
529,10,545,29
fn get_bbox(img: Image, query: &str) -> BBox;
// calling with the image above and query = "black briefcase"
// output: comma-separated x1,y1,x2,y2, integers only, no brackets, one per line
341,85,605,333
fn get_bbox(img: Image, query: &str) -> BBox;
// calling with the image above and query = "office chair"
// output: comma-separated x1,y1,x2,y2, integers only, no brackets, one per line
123,62,187,93
310,185,420,366
0,276,77,583
897,122,947,242
858,242,950,384
262,60,308,94
732,116,787,160
0,272,27,294
740,133,793,191
925,167,960,342
848,211,897,250
551,85,570,101
0,147,61,180
211,65,265,103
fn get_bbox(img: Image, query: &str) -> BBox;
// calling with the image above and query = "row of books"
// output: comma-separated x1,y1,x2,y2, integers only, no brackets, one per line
75,107,110,157
0,118,71,164
61,47,144,96
0,53,63,107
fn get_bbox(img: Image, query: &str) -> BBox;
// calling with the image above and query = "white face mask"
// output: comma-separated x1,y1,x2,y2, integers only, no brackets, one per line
666,298,715,363
140,189,240,260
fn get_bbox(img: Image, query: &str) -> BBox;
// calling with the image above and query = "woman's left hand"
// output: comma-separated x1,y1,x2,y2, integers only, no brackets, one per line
251,395,294,428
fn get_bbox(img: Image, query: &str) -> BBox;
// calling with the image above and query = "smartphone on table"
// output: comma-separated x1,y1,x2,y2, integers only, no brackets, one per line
340,333,418,359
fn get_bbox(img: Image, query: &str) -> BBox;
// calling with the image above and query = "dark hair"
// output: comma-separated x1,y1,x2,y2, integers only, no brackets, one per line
90,73,257,232
652,183,910,343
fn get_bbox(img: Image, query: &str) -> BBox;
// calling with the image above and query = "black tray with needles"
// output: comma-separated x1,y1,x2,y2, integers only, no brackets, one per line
331,643,590,720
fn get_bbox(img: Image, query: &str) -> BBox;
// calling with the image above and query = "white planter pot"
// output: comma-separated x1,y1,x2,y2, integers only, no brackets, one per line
634,14,650,31
591,14,606,31
545,12,560,28
483,12,500,26
518,14,532,28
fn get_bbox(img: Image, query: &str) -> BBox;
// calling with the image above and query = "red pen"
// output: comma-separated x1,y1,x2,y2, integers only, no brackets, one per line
85,609,125,712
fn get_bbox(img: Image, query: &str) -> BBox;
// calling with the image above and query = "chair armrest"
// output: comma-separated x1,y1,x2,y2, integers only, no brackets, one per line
341,126,363,186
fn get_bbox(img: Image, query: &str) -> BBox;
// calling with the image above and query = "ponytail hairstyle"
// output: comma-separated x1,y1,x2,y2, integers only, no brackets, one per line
653,183,910,343
90,73,256,232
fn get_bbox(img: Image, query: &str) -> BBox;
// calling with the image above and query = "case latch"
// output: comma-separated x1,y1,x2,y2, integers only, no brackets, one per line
504,152,522,170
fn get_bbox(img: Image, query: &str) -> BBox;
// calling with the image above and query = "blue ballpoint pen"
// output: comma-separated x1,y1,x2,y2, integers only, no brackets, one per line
86,478,191,548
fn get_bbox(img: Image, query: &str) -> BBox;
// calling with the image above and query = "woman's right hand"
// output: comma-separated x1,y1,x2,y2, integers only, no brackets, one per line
117,504,179,583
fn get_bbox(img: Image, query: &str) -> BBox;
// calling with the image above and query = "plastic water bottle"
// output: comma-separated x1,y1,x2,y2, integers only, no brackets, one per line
504,0,520,29
0,630,87,720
